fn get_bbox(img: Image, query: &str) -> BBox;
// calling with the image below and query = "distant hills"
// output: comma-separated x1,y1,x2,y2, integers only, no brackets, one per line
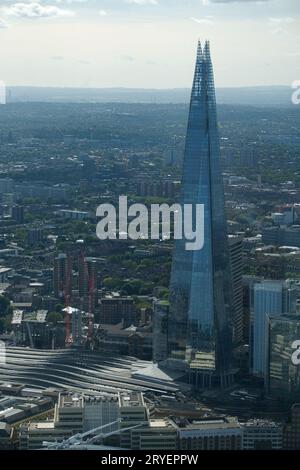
6,86,294,107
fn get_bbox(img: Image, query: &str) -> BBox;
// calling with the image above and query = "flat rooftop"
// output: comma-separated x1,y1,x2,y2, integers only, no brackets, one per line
149,419,171,429
243,419,281,428
172,417,240,431
58,394,84,408
29,422,55,430
119,392,144,408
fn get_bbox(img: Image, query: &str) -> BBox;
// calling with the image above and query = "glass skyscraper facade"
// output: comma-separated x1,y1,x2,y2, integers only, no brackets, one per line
251,280,298,378
167,41,234,388
268,314,300,400
253,281,285,378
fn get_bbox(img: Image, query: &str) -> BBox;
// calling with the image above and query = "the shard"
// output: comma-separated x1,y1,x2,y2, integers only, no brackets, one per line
167,41,234,389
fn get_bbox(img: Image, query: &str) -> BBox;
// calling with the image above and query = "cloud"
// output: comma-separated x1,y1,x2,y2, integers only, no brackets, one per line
0,18,9,28
269,17,295,36
78,59,91,65
125,0,159,5
286,52,300,58
120,54,136,61
3,2,75,18
271,28,285,36
269,17,295,24
191,16,214,26
98,10,107,17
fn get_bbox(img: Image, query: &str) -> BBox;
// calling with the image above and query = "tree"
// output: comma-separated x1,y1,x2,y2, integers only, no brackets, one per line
122,279,143,295
0,314,12,333
0,295,12,317
0,296,12,333
47,312,63,324
103,277,121,290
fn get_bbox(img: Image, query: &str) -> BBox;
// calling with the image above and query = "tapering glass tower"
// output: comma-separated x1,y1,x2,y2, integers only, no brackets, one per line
167,41,234,388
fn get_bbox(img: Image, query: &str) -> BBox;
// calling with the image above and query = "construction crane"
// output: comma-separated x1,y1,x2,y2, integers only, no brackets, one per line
86,260,95,343
78,242,95,346
64,255,73,348
43,419,143,450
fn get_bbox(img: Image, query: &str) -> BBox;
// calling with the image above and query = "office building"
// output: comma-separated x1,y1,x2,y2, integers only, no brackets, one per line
27,228,43,246
271,206,297,226
118,392,148,449
130,419,177,450
78,256,97,314
19,393,83,450
97,323,153,360
173,417,242,450
243,275,263,347
137,180,176,199
54,393,84,434
19,422,70,450
118,393,176,450
100,296,137,327
252,280,297,378
229,235,244,346
262,225,300,248
83,395,119,433
53,253,73,299
284,404,300,449
0,423,13,449
267,313,300,399
11,205,24,224
167,41,234,388
153,300,169,363
242,419,283,450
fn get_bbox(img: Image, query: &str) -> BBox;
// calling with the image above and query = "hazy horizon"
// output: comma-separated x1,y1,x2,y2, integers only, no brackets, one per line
3,84,294,107
5,84,292,90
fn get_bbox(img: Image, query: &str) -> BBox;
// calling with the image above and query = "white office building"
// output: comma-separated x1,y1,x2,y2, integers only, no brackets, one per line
252,280,297,378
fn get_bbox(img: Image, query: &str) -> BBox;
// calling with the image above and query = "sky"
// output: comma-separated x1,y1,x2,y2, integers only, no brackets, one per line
0,0,299,88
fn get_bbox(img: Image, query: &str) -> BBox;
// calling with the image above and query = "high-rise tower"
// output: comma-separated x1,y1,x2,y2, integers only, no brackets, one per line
167,41,234,388
53,253,73,300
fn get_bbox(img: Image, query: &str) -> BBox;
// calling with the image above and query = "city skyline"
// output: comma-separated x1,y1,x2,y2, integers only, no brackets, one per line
1,7,300,452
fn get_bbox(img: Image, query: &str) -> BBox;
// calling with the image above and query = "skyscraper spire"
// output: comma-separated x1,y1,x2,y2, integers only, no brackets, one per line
191,41,203,100
203,40,211,59
166,41,234,389
197,40,203,58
